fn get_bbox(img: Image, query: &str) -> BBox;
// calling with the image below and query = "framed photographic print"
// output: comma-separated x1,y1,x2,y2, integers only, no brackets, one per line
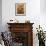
15,3,26,16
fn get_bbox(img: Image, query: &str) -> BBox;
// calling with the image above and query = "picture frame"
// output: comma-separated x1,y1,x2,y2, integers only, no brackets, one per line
15,3,26,16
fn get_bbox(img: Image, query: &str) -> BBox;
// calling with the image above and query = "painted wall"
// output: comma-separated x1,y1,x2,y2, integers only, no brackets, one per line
2,0,46,46
40,0,46,13
40,0,46,31
0,0,2,32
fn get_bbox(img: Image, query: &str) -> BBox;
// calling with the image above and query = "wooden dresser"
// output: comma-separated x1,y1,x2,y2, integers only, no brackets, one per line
7,23,34,46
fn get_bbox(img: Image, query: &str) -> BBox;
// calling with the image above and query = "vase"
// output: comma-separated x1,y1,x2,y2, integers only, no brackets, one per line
39,40,45,46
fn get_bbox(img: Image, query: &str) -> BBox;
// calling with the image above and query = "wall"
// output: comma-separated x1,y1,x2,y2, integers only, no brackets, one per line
40,0,46,31
0,0,2,32
40,0,46,13
2,0,46,46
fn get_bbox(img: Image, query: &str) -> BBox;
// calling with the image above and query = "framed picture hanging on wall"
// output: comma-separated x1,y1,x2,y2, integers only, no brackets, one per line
15,3,26,16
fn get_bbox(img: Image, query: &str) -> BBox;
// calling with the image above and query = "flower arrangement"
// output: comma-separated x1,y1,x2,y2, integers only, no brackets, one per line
36,25,45,42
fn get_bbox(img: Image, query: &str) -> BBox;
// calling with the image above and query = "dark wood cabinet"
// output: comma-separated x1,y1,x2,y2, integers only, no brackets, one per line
7,23,34,46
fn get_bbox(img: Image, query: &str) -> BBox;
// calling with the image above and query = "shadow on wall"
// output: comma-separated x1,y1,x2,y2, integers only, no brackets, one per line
0,0,2,32
40,0,46,14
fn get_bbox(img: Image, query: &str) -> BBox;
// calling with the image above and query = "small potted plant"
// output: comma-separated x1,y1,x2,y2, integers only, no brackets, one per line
36,25,45,46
